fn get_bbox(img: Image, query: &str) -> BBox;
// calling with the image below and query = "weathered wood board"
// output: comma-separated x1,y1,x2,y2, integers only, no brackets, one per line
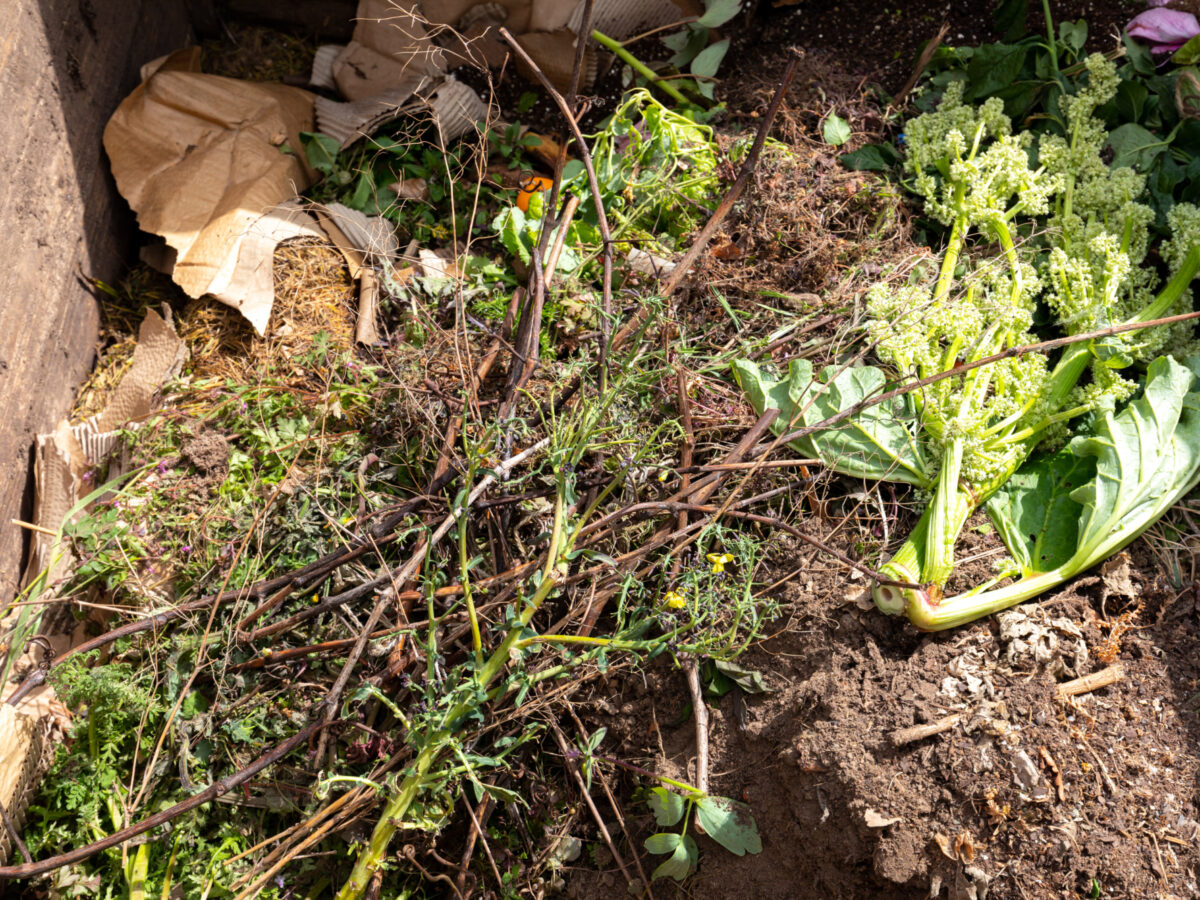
0,0,193,601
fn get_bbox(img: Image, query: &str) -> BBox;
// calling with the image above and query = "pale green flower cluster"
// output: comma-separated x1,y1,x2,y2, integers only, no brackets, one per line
865,50,1200,612
870,50,1200,492
866,253,1049,483
904,84,1060,231
1037,53,1120,211
1034,53,1179,399
1156,202,1200,359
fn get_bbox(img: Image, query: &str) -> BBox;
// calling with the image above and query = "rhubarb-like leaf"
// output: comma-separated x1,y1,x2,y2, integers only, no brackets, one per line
913,355,1200,630
732,359,931,486
1068,355,1200,561
986,452,1095,575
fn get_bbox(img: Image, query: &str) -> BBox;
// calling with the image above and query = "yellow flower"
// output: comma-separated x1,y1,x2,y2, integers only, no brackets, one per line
340,515,355,526
311,594,321,605
657,469,671,483
662,590,687,609
707,552,734,574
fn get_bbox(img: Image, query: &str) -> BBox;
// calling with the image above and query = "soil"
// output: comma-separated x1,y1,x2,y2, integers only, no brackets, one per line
42,3,1198,899
561,3,1200,899
761,1,1134,93
181,431,231,486
565,539,1200,900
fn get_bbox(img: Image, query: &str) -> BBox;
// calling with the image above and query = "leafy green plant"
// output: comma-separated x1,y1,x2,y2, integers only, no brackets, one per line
644,785,762,882
658,0,742,100
569,89,722,255
736,52,1200,629
492,189,594,275
299,120,519,246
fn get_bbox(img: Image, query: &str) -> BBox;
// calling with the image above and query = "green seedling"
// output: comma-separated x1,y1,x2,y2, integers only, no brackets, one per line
643,785,762,882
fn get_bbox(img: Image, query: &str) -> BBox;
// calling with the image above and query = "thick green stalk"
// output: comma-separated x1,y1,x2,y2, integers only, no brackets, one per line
907,479,1178,629
874,506,930,614
1134,245,1200,324
590,30,690,105
923,439,972,586
932,212,968,310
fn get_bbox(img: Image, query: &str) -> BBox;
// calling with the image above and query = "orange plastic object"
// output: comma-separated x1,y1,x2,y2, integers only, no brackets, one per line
516,175,554,212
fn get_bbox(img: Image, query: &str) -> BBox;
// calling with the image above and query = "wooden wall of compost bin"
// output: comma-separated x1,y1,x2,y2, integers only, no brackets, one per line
0,1,194,602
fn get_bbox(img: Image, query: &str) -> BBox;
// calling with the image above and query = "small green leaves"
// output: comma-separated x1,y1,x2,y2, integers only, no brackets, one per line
299,131,341,176
695,796,762,856
647,787,686,827
644,790,759,882
691,39,730,79
822,113,852,147
645,832,682,854
696,0,741,28
644,832,699,881
711,659,771,694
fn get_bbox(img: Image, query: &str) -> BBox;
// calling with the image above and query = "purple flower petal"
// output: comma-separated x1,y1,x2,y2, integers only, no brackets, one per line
1127,8,1200,53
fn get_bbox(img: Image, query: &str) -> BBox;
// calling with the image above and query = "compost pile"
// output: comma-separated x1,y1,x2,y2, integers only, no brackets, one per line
4,1,1200,899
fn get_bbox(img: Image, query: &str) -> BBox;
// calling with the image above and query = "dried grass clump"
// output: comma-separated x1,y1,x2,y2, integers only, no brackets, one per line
701,50,916,313
200,23,316,83
179,238,357,383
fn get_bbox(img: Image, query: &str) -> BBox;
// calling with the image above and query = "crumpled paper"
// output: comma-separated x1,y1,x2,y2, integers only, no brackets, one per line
104,48,318,335
104,0,703,337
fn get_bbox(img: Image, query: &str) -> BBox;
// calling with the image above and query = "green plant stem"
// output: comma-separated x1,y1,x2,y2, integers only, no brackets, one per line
515,627,691,652
1135,245,1200,324
923,438,972,587
459,471,484,670
590,29,690,105
1042,0,1060,79
874,508,930,614
336,495,568,900
594,753,704,796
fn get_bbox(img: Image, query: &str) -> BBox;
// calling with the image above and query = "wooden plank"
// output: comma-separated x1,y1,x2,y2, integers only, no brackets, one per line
0,0,192,601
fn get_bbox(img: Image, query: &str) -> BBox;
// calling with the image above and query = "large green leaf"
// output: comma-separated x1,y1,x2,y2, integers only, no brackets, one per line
964,43,1029,100
1067,355,1200,564
690,39,730,79
732,359,931,486
695,795,762,856
930,356,1200,629
986,452,1095,575
1108,122,1170,171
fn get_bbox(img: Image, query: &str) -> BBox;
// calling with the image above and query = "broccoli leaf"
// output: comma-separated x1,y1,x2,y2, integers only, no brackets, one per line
732,359,932,487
